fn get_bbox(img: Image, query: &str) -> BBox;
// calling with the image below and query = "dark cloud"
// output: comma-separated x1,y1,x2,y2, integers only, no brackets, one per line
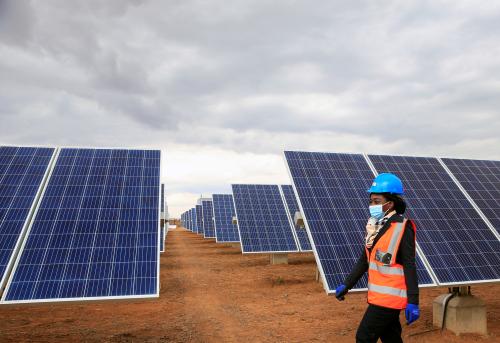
0,0,499,160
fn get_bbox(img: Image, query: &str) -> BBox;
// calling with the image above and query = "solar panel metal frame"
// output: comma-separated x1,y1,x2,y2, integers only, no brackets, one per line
278,185,313,252
366,152,500,287
283,151,438,295
212,194,240,243
0,146,57,292
1,147,162,304
231,184,299,254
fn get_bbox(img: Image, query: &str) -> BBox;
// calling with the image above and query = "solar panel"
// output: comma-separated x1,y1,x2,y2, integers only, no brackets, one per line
212,194,240,243
284,151,436,293
2,148,160,303
196,205,203,235
441,158,500,235
191,207,198,233
0,146,55,290
369,154,500,285
201,200,215,238
279,185,312,252
182,212,187,230
189,209,193,231
188,208,193,232
231,184,299,253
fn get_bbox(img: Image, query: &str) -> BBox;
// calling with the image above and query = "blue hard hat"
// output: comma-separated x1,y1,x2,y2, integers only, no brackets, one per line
367,173,404,195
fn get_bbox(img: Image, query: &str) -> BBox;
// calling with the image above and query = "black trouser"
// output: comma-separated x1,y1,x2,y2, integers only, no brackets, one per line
356,304,402,343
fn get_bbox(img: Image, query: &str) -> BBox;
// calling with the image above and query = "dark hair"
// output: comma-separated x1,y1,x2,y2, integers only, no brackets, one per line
382,193,406,214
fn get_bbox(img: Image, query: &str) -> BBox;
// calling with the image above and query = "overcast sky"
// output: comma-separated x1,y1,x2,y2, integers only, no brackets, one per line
1,0,499,217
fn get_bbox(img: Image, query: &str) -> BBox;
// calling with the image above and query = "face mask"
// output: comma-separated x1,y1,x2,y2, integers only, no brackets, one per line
369,202,389,220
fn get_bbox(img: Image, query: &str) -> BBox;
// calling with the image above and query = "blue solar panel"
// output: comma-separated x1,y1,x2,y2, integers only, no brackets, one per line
0,146,55,290
202,200,215,238
182,212,187,230
280,185,312,252
192,208,195,232
212,194,240,243
231,184,298,253
369,154,500,285
2,148,160,303
196,205,203,235
284,151,436,293
191,207,198,233
188,208,193,231
442,158,500,235
189,209,193,231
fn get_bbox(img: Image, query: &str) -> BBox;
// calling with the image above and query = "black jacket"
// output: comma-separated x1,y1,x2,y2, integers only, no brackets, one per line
343,214,419,305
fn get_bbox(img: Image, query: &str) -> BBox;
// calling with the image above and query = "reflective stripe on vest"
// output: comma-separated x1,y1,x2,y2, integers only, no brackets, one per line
369,261,404,276
386,222,405,264
368,283,407,298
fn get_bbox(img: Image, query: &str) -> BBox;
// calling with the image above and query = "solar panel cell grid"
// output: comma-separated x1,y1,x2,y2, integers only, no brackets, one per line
202,200,215,238
0,147,54,289
442,158,500,235
212,194,239,243
2,148,160,302
280,185,312,251
284,151,435,293
231,184,298,253
196,205,203,235
369,154,500,285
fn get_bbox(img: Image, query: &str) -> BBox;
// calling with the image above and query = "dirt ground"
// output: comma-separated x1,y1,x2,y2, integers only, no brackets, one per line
0,227,499,342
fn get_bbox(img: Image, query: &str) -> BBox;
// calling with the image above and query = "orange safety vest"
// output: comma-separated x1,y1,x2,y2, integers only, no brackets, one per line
365,218,416,310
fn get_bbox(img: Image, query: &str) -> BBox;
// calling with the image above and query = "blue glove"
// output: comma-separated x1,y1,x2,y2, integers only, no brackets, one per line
405,303,420,325
335,284,348,301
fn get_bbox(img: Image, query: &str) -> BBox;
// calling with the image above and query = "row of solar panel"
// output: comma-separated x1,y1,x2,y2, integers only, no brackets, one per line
180,198,227,240
284,151,500,294
179,151,500,295
180,196,238,243
180,186,313,253
0,146,162,304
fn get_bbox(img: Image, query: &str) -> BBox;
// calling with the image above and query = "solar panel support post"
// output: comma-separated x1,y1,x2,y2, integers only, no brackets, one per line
432,287,487,335
226,243,240,249
270,253,288,265
315,267,323,283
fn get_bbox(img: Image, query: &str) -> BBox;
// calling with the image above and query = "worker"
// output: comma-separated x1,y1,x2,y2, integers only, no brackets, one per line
335,173,420,343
